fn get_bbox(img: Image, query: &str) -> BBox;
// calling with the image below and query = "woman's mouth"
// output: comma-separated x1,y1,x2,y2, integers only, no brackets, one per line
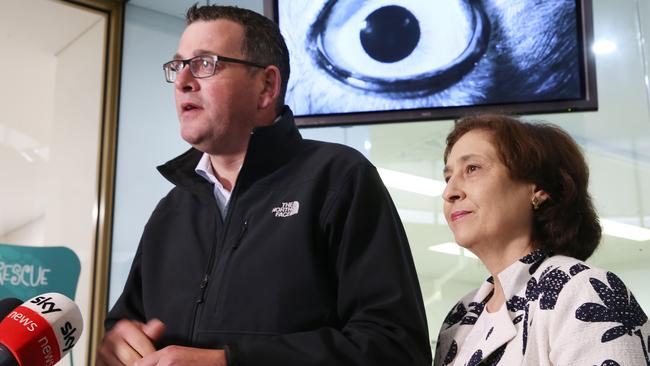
451,210,472,222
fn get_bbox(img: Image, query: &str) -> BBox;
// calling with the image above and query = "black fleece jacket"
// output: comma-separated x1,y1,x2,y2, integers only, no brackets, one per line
106,107,432,365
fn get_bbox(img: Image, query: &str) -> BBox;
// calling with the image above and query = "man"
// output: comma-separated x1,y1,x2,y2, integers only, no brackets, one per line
98,5,431,366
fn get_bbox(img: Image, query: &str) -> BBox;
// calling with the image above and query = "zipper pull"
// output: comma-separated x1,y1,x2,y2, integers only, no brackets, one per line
199,274,209,289
233,219,248,250
196,274,209,304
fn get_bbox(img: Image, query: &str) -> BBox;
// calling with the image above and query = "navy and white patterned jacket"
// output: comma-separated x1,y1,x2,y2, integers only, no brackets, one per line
434,250,650,366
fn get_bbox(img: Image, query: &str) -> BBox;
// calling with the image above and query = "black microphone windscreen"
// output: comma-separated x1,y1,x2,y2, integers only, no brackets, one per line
0,299,22,320
0,344,18,366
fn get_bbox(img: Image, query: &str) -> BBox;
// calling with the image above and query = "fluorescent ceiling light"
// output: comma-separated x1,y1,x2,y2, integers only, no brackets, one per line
377,168,446,197
428,242,478,259
592,40,617,54
601,218,650,242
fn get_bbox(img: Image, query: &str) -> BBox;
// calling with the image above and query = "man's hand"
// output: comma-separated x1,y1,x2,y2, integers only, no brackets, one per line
97,319,166,366
134,346,227,366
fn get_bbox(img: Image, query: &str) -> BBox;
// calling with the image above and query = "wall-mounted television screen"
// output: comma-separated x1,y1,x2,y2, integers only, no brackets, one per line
264,0,597,126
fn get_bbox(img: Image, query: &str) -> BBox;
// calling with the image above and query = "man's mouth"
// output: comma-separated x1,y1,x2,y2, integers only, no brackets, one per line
181,102,201,111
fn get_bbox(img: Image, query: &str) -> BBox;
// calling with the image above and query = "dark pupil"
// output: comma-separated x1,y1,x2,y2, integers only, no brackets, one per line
360,5,421,63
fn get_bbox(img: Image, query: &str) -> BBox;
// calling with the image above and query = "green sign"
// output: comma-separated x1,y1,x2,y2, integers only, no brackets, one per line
0,243,80,300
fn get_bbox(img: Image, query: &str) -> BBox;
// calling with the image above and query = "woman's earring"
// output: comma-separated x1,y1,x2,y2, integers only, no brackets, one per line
532,196,541,210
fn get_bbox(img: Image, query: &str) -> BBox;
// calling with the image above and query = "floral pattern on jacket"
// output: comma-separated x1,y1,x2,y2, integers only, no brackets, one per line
434,250,650,365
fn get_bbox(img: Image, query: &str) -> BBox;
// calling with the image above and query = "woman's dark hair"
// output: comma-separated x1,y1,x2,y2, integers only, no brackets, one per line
185,4,290,113
444,114,601,260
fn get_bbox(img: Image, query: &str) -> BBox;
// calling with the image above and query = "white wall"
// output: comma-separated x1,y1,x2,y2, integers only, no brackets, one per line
110,5,189,306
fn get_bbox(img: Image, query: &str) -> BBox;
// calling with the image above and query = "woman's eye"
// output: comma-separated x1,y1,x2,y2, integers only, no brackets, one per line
466,165,479,173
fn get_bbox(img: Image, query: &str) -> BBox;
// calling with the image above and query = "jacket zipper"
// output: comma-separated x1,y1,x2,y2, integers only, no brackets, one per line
188,134,255,343
188,206,223,343
232,219,248,250
202,218,248,303
197,207,225,306
188,208,249,343
211,218,248,317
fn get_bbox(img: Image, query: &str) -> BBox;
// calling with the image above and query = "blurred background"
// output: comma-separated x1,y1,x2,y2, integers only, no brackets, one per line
1,0,648,362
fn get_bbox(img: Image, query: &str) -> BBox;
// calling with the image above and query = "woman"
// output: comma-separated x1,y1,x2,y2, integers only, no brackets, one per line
434,115,649,366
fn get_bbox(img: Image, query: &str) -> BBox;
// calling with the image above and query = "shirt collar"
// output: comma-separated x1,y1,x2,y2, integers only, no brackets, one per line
194,152,242,193
194,152,222,187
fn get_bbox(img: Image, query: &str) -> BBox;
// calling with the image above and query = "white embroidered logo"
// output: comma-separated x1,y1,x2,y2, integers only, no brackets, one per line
271,201,300,217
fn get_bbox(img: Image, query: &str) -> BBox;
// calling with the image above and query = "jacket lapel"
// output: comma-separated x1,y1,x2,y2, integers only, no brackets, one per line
467,252,548,362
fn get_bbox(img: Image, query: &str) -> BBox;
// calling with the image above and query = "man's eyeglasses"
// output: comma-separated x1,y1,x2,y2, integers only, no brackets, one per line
162,54,267,83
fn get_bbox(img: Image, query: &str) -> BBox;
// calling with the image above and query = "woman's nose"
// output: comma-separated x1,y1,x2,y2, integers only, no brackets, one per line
443,177,464,202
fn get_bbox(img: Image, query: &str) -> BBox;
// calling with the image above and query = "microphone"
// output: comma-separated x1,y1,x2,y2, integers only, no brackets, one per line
0,293,83,366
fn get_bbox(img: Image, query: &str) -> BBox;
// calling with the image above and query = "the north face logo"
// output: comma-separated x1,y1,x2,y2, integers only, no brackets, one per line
271,201,300,217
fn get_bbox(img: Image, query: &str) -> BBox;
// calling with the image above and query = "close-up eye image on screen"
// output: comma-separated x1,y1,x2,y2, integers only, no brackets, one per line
267,0,597,125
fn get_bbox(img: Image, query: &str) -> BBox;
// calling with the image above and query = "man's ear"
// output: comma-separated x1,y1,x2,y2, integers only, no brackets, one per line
257,65,281,110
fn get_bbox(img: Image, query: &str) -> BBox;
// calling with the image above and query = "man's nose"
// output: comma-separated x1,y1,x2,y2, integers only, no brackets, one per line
175,65,197,92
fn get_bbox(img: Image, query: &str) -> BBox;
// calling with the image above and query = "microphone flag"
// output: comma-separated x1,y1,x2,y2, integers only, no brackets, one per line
0,293,82,366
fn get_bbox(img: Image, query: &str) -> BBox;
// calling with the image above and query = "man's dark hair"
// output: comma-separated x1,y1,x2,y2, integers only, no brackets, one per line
186,4,290,112
444,114,602,261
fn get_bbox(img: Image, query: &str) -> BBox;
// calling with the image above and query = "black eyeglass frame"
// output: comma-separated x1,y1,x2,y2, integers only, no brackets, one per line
162,54,268,83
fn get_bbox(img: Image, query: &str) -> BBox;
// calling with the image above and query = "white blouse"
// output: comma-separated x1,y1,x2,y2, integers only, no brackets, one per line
452,304,511,366
434,250,650,366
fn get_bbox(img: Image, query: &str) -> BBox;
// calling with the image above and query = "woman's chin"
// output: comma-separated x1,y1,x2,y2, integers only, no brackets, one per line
453,237,475,250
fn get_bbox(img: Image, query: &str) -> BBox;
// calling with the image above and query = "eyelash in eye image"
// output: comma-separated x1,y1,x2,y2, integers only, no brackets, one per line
278,0,582,116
